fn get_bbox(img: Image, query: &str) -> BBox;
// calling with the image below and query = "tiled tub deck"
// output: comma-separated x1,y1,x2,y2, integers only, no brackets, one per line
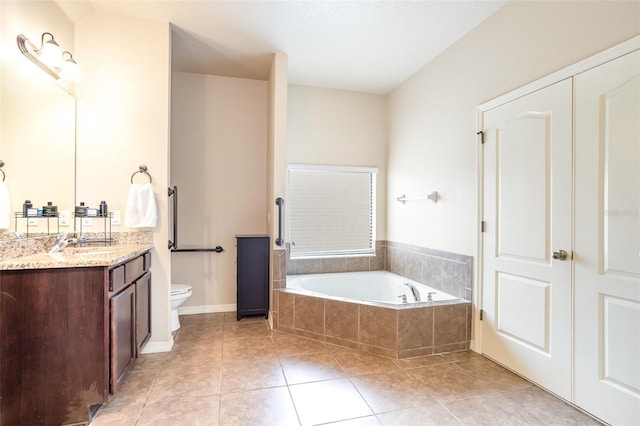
274,290,471,359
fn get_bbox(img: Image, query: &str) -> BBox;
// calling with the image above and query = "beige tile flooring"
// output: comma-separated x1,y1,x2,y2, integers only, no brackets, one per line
92,313,600,426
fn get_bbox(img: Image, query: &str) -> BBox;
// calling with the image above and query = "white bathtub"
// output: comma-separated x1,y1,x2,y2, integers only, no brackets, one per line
286,270,458,305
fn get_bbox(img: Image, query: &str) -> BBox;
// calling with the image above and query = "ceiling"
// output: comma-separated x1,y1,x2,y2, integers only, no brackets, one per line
57,0,506,94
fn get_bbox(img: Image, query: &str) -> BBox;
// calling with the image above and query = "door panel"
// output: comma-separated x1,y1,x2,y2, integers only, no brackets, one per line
574,49,640,425
497,113,550,262
497,273,550,351
482,78,573,401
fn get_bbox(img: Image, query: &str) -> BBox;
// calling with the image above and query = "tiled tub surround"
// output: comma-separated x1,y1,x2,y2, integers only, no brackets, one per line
272,242,472,358
286,241,472,300
274,291,471,359
286,240,387,274
385,241,472,301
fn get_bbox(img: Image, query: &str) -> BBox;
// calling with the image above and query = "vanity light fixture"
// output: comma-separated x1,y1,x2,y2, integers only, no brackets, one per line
16,32,80,82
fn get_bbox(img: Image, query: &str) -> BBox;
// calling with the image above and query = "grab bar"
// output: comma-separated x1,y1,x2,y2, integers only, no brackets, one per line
168,185,224,253
168,186,178,250
275,197,284,246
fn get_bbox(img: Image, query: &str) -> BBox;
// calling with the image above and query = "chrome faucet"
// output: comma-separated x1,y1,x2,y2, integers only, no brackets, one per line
404,282,421,302
48,233,78,253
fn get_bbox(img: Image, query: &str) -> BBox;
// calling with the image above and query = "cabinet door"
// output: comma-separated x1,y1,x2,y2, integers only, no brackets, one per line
136,272,152,354
237,236,270,320
110,284,135,394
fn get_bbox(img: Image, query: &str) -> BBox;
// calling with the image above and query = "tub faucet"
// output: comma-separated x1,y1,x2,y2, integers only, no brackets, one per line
48,233,78,253
404,282,421,302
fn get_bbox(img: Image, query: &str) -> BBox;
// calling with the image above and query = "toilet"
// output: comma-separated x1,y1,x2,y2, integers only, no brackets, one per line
170,284,192,331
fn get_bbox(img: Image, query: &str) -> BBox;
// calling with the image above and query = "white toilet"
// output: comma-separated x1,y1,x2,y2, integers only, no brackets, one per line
170,284,192,331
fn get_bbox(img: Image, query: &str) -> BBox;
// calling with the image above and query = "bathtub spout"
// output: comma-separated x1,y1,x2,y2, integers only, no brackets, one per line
404,282,421,302
398,294,408,304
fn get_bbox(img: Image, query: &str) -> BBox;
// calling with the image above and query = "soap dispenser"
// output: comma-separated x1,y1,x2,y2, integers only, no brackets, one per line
99,201,108,217
22,200,32,217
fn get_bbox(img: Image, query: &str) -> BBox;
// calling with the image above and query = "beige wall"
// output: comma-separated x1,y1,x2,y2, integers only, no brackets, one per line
171,71,268,311
287,85,387,240
267,52,288,327
75,12,172,351
267,52,289,246
387,0,640,257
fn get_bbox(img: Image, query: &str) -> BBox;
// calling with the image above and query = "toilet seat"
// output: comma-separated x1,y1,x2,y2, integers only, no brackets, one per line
171,284,191,296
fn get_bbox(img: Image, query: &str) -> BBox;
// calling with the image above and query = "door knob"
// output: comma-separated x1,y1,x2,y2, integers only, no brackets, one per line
552,250,569,260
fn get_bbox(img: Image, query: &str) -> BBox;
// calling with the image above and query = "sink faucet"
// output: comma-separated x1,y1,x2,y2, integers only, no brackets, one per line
48,233,78,253
403,282,421,302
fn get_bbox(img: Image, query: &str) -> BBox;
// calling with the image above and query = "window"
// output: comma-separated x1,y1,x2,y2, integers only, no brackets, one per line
287,164,377,258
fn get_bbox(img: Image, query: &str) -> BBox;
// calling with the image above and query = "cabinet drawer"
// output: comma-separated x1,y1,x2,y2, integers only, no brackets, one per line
110,265,126,292
125,255,146,283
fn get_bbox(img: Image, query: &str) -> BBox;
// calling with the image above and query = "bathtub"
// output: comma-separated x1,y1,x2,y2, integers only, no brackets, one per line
286,270,458,305
276,270,470,359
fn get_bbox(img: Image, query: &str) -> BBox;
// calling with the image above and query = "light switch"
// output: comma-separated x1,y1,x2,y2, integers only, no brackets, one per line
27,218,38,226
82,217,92,226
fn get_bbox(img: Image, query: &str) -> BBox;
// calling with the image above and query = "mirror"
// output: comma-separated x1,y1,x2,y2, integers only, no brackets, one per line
0,52,76,238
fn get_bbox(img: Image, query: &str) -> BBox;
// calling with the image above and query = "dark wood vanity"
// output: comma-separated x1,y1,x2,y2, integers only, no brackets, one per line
0,248,152,425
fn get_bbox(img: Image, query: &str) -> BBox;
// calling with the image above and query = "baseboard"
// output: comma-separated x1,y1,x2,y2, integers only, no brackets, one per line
141,336,174,354
178,304,237,315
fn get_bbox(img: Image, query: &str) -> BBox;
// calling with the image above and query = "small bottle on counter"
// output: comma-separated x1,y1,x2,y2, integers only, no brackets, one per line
22,200,32,217
43,202,58,217
99,201,108,217
75,202,87,217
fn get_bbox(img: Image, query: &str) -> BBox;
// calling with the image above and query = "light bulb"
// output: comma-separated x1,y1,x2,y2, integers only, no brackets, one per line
40,37,62,68
60,53,80,82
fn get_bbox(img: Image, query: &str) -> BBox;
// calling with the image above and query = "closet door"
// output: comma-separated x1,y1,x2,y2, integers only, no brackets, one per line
574,49,640,425
481,78,573,400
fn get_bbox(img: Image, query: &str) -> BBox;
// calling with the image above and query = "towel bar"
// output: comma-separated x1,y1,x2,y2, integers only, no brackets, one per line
130,165,152,184
397,191,438,204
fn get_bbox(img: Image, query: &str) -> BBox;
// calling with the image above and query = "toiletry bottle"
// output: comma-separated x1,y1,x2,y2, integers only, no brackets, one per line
75,202,87,217
22,200,32,217
43,201,58,217
99,201,108,217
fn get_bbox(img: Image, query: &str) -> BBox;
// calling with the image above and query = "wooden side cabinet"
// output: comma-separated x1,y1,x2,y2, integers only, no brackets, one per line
236,235,270,321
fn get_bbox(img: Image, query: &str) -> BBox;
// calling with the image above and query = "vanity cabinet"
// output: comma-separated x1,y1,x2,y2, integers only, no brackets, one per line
0,249,152,425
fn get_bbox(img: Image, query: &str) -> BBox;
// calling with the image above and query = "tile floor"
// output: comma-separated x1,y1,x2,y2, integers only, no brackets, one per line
92,313,600,426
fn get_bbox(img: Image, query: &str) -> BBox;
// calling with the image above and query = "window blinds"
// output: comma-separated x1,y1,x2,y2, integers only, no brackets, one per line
288,166,376,257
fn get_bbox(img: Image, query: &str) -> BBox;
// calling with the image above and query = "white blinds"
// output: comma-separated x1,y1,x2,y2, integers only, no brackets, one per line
288,165,376,257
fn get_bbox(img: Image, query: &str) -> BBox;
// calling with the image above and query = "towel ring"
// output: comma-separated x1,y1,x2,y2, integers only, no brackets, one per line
0,160,4,182
130,165,152,184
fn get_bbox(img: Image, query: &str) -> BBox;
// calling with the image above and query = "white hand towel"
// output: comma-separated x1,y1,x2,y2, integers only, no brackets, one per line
0,181,9,230
124,183,157,228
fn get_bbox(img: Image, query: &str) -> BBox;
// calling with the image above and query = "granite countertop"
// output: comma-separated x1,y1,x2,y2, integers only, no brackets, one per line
0,244,153,271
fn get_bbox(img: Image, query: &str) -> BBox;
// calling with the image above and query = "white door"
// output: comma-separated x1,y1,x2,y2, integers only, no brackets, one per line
574,49,640,425
482,78,573,400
